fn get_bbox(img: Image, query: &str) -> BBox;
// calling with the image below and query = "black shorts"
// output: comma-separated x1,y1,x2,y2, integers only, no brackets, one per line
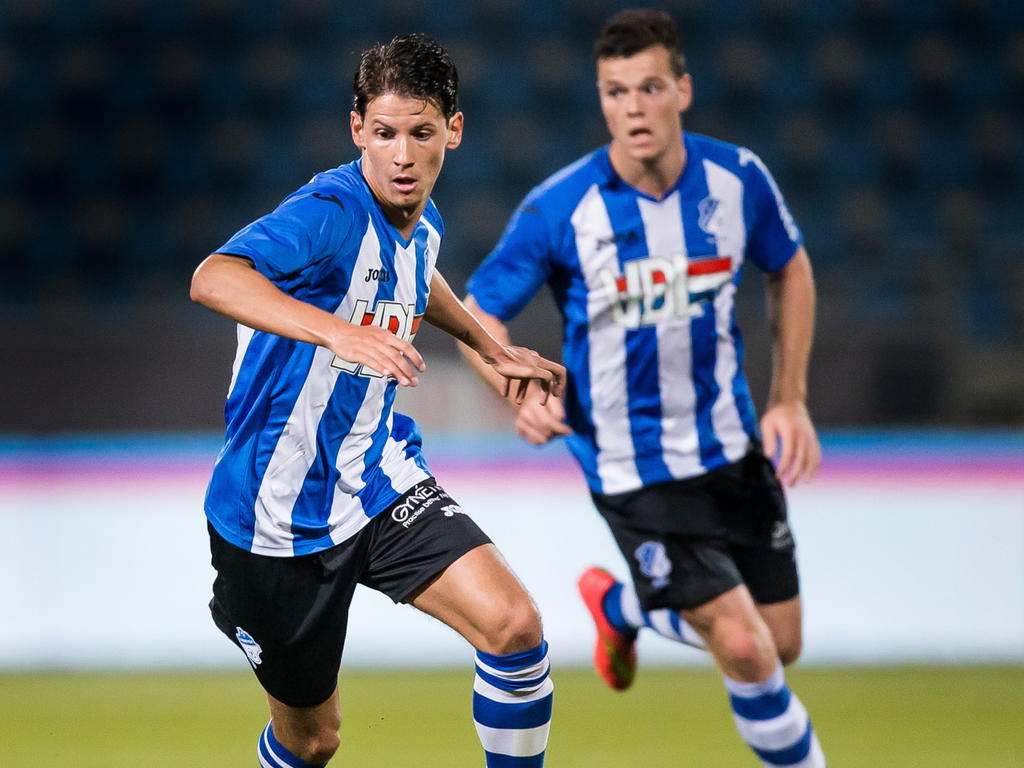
591,451,799,613
208,479,491,707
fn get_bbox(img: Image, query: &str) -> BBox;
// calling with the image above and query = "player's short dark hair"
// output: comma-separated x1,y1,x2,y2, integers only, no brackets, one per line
595,9,687,77
353,33,459,119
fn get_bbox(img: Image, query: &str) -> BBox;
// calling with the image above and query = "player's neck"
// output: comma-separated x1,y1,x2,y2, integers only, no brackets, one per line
608,140,686,200
381,204,424,240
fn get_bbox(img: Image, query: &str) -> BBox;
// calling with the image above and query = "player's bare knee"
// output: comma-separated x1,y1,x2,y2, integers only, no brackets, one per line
299,729,340,765
714,624,777,680
777,635,803,666
484,598,543,655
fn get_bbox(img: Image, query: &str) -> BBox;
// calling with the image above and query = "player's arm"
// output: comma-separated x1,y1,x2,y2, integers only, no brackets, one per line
761,246,821,486
460,295,573,445
190,253,424,386
425,270,565,403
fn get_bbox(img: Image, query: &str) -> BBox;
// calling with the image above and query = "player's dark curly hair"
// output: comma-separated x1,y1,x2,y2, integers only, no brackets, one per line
595,9,687,77
353,34,459,119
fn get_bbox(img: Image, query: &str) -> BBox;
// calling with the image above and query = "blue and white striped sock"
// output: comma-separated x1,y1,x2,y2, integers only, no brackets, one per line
473,640,554,767
603,581,705,650
725,665,826,767
257,721,326,768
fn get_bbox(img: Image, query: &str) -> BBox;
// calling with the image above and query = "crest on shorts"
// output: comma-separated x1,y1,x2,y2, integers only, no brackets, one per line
634,541,672,588
235,627,263,667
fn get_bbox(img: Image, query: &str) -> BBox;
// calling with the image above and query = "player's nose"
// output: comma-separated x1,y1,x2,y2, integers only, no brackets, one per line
393,135,413,165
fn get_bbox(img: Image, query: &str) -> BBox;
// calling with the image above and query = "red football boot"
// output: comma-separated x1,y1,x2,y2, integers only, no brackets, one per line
577,566,637,691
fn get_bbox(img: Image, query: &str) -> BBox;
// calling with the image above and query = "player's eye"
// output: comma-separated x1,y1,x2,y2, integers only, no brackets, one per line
643,82,663,94
606,87,625,98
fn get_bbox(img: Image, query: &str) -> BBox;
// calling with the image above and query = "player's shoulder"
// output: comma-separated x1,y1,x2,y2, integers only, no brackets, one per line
686,132,770,178
283,160,372,216
522,147,612,218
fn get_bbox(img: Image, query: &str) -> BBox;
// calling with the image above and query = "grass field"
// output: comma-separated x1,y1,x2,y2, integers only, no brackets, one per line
2,666,1022,766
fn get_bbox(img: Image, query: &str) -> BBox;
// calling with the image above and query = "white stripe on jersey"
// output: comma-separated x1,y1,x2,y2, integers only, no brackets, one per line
251,217,381,553
422,219,441,288
636,193,702,478
704,160,751,462
228,324,255,397
572,184,640,494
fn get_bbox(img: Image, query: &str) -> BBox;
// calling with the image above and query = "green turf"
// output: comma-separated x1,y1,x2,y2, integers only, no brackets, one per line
1,666,1022,766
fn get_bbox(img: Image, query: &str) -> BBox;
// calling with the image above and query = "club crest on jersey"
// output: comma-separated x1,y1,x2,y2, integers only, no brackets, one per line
331,298,423,378
634,541,672,588
598,253,733,328
235,627,263,667
697,196,721,234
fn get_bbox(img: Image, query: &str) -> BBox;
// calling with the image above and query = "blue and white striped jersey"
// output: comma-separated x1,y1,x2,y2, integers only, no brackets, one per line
205,160,439,556
467,133,802,495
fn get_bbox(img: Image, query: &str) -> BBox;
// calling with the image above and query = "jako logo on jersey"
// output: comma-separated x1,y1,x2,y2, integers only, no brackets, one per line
634,541,672,588
235,627,263,667
599,254,733,328
331,299,423,377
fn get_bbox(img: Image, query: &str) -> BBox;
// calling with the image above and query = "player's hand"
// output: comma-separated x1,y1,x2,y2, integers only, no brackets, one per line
483,345,566,405
515,387,574,446
760,400,821,487
327,321,425,386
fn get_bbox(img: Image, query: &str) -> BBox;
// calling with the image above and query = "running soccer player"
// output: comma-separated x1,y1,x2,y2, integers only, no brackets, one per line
461,10,825,768
191,35,560,768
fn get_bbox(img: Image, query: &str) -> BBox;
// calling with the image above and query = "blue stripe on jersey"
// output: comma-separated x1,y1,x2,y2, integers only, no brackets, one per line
560,242,601,490
413,225,430,314
211,338,319,550
600,187,673,486
728,290,760,440
354,382,402,518
392,413,429,473
681,170,726,469
288,373,373,556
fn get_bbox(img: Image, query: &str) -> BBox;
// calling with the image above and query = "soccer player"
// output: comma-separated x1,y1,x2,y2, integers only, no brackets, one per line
461,10,826,768
190,35,560,768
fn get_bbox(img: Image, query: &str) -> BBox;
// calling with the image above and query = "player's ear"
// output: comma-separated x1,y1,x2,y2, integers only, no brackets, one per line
350,110,366,150
677,73,693,114
445,111,464,150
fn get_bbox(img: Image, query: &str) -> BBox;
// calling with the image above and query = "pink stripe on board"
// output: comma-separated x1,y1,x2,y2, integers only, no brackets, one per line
0,457,1019,491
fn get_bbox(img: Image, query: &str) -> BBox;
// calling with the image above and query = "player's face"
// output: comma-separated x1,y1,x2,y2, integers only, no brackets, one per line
351,93,463,222
597,46,692,165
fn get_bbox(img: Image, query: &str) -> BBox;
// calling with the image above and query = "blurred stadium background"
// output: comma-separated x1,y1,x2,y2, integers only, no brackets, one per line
1,0,1022,765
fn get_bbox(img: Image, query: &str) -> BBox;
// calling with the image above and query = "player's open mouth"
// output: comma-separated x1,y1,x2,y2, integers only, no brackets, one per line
392,176,417,193
628,127,652,139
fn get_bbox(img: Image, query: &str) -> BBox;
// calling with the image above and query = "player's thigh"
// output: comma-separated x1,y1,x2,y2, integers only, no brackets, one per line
207,524,361,708
358,479,539,653
681,583,778,678
757,596,803,665
410,543,542,654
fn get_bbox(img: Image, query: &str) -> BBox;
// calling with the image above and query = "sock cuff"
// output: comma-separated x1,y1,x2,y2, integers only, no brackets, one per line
723,663,785,698
476,639,548,671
